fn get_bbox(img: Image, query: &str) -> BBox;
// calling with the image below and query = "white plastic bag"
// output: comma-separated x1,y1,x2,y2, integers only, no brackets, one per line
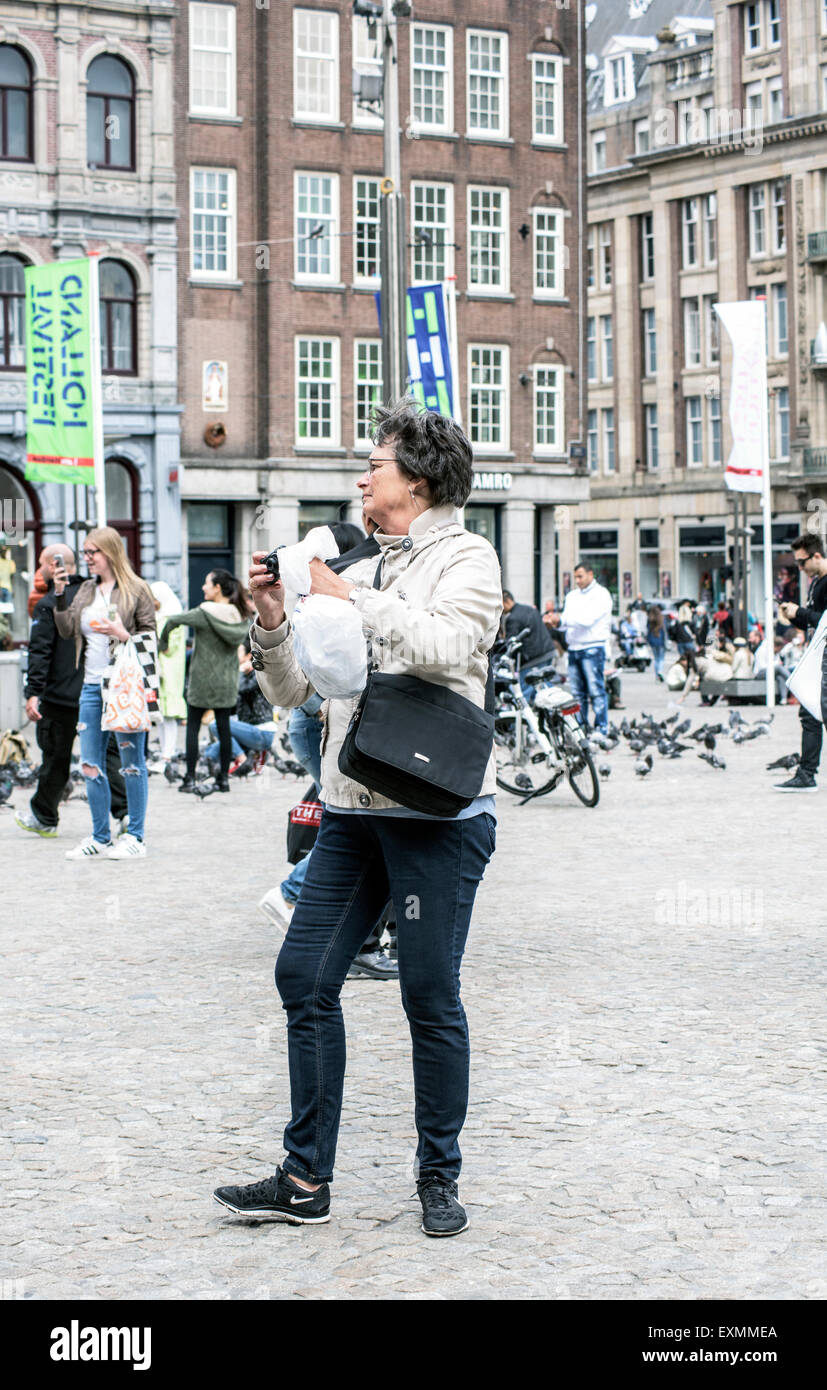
786,611,827,720
291,594,368,699
101,640,151,733
277,525,340,596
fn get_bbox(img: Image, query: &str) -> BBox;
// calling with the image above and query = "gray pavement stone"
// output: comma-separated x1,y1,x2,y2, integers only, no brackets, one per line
2,676,826,1299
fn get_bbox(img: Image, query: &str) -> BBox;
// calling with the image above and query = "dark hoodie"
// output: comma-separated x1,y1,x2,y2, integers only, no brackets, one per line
159,600,250,708
25,574,85,707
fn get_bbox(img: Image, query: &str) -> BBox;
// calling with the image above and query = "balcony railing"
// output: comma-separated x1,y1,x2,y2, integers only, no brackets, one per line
807,231,827,261
665,49,713,87
804,449,827,475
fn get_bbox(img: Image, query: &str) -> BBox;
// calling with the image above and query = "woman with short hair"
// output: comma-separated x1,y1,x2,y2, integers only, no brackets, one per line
214,401,502,1237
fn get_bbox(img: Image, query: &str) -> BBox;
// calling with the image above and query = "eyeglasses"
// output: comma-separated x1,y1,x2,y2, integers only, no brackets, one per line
795,558,809,569
367,456,397,473
82,548,101,559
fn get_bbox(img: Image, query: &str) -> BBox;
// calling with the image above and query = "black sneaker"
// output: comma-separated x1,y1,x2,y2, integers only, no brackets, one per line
178,776,197,794
347,948,399,981
417,1175,468,1237
774,771,817,792
213,1166,330,1223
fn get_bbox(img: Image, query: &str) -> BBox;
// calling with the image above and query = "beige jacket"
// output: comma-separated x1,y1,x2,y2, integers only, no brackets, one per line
54,578,157,671
251,504,503,810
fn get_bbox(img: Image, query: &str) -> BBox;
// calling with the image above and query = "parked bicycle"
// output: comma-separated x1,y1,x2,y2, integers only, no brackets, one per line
492,632,600,807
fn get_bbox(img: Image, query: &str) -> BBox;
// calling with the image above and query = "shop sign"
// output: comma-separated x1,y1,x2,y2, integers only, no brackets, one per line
472,470,512,491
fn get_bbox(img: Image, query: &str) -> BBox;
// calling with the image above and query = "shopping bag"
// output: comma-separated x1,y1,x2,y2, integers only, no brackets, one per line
286,783,322,864
291,594,368,699
101,639,151,733
786,611,827,721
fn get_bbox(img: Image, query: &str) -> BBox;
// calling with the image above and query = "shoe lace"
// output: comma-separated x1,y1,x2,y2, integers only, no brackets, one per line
243,1176,278,1203
415,1175,458,1209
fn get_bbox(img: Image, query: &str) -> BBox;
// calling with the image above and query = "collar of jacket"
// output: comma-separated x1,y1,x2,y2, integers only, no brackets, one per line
373,504,462,556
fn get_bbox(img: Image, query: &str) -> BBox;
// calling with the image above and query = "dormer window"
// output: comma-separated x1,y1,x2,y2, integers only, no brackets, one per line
605,51,633,105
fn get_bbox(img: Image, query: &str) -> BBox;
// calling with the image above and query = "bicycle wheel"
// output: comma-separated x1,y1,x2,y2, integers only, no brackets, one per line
494,711,562,797
559,725,600,807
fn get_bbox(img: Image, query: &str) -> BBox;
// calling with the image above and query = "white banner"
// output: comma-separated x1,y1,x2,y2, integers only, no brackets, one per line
714,300,768,495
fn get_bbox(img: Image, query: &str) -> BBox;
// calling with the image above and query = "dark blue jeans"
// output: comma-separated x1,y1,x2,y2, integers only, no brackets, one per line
567,646,608,734
274,807,496,1184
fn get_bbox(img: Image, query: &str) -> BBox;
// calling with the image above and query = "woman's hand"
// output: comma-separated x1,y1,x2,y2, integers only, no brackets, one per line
249,552,286,631
308,558,353,602
90,616,130,643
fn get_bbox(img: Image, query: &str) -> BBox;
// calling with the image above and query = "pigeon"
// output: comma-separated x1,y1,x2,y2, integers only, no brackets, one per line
664,713,679,726
629,738,646,753
634,754,653,776
164,763,181,784
0,779,13,806
766,753,799,772
598,763,612,780
729,709,745,728
191,781,215,799
674,719,691,737
703,733,717,751
698,752,726,770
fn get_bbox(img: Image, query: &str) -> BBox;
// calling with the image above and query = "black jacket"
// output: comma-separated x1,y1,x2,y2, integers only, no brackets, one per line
504,602,553,665
25,575,85,707
792,572,827,632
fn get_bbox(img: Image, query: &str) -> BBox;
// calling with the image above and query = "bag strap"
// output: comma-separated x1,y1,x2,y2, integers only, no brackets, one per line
373,553,495,715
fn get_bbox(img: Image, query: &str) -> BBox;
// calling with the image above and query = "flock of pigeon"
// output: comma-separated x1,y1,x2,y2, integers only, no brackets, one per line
585,707,789,780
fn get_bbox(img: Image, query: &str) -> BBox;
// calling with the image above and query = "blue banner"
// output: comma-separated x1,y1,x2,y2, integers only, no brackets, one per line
405,283,454,417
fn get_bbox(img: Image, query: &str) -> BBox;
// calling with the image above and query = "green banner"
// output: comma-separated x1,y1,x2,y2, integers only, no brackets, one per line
25,258,99,485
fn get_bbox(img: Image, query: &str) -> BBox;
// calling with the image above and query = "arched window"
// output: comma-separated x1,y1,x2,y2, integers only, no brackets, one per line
0,463,41,643
105,459,140,571
99,261,137,375
87,55,134,171
0,45,32,162
0,254,25,369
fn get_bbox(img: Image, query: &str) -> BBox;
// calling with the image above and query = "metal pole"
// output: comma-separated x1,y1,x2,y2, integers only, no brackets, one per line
87,252,106,526
732,492,741,637
380,1,407,402
757,299,775,706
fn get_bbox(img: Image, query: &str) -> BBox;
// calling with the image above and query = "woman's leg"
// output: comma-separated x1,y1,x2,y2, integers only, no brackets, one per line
185,705,204,778
116,730,149,840
213,707,234,776
77,684,112,844
376,812,496,1182
287,707,323,784
274,811,390,1184
160,717,179,762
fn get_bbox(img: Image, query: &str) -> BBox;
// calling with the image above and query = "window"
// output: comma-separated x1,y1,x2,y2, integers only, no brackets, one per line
293,8,339,123
533,209,564,297
190,168,236,279
354,340,382,446
0,45,32,161
641,213,654,280
745,81,762,130
534,366,564,454
587,226,595,288
704,295,720,364
775,385,789,459
598,223,612,287
645,404,658,471
709,391,722,465
587,408,599,473
771,179,786,253
467,31,507,139
294,172,339,283
676,98,693,145
411,24,452,132
591,130,606,172
532,55,562,143
634,119,649,154
468,186,508,292
686,396,703,466
608,54,630,104
189,3,236,117
586,316,596,381
749,184,766,257
745,3,761,50
768,0,781,47
682,198,698,268
411,182,453,283
352,15,382,128
0,253,25,368
295,337,339,445
745,1,780,53
87,55,134,170
773,282,788,355
468,345,509,449
768,77,783,124
602,407,615,473
703,193,717,263
749,285,770,355
643,307,657,376
700,95,714,140
353,177,380,283
600,314,613,380
99,261,136,375
684,297,701,367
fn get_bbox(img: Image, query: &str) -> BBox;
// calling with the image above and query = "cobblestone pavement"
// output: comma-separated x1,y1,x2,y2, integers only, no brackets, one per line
2,677,825,1301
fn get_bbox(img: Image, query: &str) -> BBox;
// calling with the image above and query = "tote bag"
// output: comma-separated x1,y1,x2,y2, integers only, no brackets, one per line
786,612,827,721
101,639,151,733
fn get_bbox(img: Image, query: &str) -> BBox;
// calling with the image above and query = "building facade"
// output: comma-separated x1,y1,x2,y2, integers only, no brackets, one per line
567,0,827,614
175,0,589,608
0,0,179,641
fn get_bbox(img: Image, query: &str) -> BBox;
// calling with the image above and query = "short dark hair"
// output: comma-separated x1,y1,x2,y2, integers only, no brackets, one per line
792,532,824,558
502,589,514,603
574,560,593,573
372,398,474,507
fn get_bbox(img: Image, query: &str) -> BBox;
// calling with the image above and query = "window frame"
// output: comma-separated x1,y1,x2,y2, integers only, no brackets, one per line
295,335,340,447
190,166,237,281
685,395,703,467
294,170,340,285
99,259,137,377
774,384,789,460
353,338,383,447
293,7,340,125
466,29,508,140
600,313,613,382
353,175,381,286
352,13,383,130
0,44,33,163
587,408,599,473
772,281,788,356
533,364,565,456
591,129,606,173
410,22,453,135
703,192,717,264
467,185,509,295
86,54,136,172
410,180,454,284
598,222,612,288
467,343,510,452
634,118,650,154
708,390,722,466
188,2,237,119
640,212,655,280
531,54,563,145
586,315,597,382
0,251,26,369
645,402,658,471
532,207,565,298
684,296,701,368
602,406,616,474
643,306,657,376
682,197,699,269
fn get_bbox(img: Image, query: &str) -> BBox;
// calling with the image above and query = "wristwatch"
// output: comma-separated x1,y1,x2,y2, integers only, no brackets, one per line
347,584,366,605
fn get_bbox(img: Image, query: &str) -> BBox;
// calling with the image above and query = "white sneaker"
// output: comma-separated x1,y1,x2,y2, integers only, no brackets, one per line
65,836,113,860
259,888,295,934
108,833,147,859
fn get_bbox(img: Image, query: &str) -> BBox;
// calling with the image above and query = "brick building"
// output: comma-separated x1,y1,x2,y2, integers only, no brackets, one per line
0,0,180,640
176,0,589,606
569,0,827,613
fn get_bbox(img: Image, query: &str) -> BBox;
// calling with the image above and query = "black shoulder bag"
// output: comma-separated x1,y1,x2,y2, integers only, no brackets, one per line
338,559,495,817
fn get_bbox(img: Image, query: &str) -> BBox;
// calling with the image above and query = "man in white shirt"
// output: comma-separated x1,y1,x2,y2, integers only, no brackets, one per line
547,562,613,734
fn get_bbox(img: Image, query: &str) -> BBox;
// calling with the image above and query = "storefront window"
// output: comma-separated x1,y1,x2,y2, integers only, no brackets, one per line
578,527,618,611
464,504,501,556
298,501,349,541
678,523,726,603
0,465,39,642
638,525,660,601
749,521,802,616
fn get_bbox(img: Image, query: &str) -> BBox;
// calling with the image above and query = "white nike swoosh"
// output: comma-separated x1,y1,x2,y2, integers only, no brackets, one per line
289,1194,316,1204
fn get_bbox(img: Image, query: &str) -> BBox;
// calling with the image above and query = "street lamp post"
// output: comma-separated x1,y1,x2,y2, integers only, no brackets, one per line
378,0,407,402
